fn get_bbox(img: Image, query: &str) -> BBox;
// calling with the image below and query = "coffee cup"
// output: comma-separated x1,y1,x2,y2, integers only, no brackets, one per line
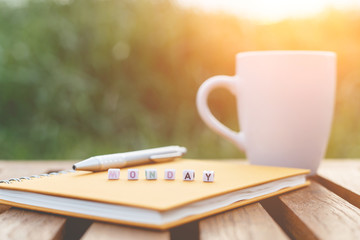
196,51,336,174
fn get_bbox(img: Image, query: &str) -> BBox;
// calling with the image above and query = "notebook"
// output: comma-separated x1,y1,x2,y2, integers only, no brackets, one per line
0,159,309,230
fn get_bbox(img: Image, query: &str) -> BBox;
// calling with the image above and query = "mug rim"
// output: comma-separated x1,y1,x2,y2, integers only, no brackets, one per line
236,50,336,58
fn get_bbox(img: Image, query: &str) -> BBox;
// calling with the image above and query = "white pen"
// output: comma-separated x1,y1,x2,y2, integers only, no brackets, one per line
72,146,187,171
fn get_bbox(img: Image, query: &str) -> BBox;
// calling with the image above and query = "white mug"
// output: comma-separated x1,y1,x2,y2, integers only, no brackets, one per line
196,51,336,174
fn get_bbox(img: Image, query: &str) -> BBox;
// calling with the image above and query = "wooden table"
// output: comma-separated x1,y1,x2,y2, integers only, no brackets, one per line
0,160,359,240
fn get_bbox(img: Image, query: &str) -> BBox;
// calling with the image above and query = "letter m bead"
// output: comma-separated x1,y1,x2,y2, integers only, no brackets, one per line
108,168,120,180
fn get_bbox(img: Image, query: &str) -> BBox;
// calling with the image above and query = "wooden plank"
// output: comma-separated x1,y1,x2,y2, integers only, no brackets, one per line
316,160,360,208
80,222,170,240
0,161,72,240
0,208,66,240
199,202,289,240
261,181,360,240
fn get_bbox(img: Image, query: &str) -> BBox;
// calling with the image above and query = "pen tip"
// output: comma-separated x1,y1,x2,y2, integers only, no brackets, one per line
72,165,76,170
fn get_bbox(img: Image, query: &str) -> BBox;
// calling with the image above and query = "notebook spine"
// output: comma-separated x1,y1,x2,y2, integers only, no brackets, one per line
0,170,75,184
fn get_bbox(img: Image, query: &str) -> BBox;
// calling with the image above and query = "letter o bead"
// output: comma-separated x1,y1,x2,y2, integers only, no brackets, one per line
164,169,176,180
108,168,120,180
127,169,139,180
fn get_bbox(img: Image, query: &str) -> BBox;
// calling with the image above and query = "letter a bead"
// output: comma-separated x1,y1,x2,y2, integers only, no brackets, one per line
203,170,214,182
108,168,120,180
183,170,195,181
164,169,176,180
127,169,139,180
145,169,157,180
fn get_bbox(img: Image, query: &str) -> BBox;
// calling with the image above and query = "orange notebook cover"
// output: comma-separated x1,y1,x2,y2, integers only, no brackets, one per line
0,159,309,230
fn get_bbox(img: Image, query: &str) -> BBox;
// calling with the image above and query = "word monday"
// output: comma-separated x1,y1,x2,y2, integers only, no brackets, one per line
108,168,214,182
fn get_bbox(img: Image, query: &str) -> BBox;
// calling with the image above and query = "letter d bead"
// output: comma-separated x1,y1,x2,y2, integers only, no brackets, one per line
164,169,176,180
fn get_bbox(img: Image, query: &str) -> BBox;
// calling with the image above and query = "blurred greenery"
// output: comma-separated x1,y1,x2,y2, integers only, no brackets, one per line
0,0,359,160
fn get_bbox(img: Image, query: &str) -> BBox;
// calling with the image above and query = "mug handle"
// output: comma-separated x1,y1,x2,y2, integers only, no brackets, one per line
196,75,246,151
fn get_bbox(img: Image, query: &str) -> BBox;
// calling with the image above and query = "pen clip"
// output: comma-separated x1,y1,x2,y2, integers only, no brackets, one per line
149,151,184,163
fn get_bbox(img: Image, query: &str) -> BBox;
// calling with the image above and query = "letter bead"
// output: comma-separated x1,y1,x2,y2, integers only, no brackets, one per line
203,170,214,182
127,169,139,180
108,168,120,180
183,170,195,181
164,169,176,180
145,169,157,180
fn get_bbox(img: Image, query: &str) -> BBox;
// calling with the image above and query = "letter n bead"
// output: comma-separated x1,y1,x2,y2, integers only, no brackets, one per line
145,169,157,180
183,170,195,181
108,168,120,180
203,170,214,182
164,169,176,180
127,169,139,180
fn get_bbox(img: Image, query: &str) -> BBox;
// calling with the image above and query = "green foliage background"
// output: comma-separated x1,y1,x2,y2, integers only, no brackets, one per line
0,0,359,159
